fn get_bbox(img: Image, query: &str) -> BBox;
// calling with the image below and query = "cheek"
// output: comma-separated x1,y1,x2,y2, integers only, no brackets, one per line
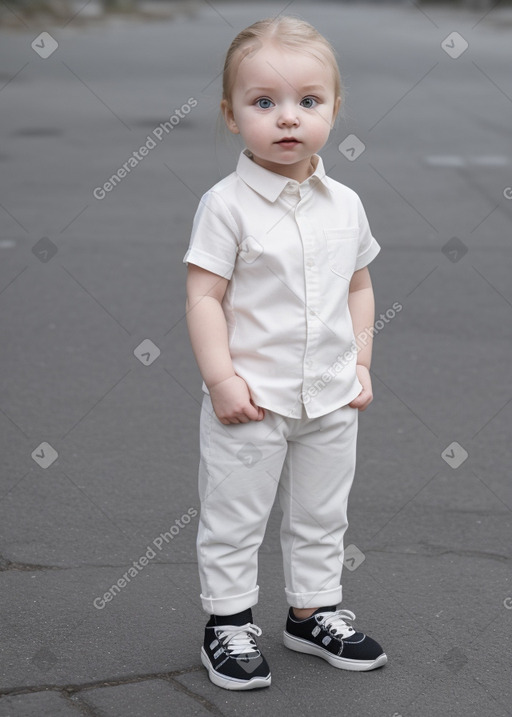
305,118,328,139
236,109,257,129
240,113,268,138
310,111,335,137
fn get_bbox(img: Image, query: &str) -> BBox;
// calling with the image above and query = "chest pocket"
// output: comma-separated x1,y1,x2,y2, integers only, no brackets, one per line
324,228,359,281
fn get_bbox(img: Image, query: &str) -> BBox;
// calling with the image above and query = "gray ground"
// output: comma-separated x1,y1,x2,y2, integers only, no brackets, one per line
1,1,511,715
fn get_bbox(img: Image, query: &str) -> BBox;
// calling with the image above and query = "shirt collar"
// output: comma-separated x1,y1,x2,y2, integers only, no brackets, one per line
236,148,328,202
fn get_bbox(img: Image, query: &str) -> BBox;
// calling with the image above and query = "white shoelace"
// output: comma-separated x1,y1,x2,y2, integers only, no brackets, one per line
316,609,357,639
217,623,262,656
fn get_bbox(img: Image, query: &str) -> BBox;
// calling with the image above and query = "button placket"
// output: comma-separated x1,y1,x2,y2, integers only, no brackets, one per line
297,195,321,400
282,182,300,208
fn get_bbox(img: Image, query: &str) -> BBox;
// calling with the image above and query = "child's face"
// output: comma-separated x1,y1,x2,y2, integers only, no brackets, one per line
222,42,341,181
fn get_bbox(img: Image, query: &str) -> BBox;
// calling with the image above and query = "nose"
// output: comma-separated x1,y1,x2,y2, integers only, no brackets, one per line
277,103,299,128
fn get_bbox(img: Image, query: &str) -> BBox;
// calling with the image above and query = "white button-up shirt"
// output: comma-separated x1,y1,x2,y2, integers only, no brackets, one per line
183,149,381,418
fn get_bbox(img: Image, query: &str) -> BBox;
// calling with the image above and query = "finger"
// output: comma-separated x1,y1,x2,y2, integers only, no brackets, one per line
245,403,260,421
358,395,373,411
250,405,265,421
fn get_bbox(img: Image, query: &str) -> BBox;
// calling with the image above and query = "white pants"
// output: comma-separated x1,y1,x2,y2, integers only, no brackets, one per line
196,394,358,615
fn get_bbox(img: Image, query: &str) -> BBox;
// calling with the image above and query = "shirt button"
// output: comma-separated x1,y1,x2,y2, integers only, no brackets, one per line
305,359,313,368
285,182,299,193
306,258,315,268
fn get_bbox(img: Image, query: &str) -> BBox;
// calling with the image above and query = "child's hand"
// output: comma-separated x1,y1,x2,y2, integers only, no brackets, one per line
209,375,266,425
349,365,373,411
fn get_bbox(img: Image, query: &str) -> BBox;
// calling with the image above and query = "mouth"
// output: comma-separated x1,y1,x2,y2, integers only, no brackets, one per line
276,138,301,146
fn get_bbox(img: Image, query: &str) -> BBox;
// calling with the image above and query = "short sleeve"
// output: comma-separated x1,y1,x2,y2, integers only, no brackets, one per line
354,196,381,271
183,190,239,279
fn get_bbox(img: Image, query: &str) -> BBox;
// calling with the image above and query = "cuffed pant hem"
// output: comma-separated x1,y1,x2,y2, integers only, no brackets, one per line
201,586,259,616
285,585,342,610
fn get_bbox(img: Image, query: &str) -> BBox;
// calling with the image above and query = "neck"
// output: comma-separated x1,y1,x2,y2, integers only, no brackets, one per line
250,155,316,183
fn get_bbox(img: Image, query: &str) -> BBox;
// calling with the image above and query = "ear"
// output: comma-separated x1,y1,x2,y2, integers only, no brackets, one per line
331,95,342,128
220,99,240,134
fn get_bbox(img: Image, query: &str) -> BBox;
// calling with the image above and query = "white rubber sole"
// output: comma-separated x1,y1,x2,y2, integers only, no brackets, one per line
283,632,388,671
200,647,271,690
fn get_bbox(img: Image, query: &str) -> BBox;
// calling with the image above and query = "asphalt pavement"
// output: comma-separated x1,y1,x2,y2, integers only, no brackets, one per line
1,1,511,715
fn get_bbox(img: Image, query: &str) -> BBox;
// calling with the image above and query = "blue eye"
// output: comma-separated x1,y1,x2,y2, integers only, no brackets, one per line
300,97,318,109
256,98,274,109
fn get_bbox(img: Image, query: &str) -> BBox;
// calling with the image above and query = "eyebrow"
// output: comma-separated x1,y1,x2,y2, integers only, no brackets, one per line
300,85,327,93
244,84,326,97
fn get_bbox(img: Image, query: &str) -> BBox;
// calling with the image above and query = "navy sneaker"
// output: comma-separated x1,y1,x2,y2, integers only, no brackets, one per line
201,621,271,690
284,606,387,671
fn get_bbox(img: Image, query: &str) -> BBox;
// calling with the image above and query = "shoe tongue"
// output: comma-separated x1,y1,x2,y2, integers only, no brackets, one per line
212,607,253,627
312,605,337,616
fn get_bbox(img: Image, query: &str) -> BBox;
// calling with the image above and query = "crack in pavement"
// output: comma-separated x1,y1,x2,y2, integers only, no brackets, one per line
0,556,200,571
164,675,226,716
365,545,510,563
0,665,226,715
0,556,64,572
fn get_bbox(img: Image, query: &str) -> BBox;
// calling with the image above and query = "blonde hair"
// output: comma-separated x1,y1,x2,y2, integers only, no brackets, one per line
222,16,343,107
